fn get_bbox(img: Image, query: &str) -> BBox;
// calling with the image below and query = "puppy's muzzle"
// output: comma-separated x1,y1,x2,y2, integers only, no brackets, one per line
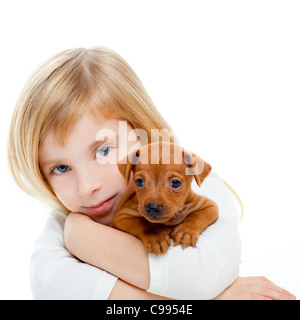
145,203,163,220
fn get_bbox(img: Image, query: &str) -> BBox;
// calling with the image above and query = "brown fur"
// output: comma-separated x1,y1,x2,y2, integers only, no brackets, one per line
110,142,219,255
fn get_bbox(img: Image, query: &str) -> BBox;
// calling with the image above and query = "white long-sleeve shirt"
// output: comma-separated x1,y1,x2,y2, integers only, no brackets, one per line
30,170,242,300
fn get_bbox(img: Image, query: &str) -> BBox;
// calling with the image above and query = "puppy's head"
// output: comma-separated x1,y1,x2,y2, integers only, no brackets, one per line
118,142,211,224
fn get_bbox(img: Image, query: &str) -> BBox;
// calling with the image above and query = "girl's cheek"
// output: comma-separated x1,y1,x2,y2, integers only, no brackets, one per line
51,181,78,211
111,165,129,189
57,192,78,212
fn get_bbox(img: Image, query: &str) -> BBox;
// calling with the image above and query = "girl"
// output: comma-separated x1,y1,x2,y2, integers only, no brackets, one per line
8,47,295,300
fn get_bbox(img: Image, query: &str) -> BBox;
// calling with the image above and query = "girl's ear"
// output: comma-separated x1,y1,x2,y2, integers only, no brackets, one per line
183,151,212,187
118,149,140,184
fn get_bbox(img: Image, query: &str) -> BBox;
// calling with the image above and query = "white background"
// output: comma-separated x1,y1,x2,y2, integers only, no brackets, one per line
0,0,299,299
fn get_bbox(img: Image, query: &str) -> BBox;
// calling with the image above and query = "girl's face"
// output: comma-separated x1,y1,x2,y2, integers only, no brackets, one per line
39,111,139,225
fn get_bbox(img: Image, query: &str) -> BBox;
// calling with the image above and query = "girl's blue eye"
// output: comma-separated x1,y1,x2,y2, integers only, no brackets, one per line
96,146,112,157
53,165,70,175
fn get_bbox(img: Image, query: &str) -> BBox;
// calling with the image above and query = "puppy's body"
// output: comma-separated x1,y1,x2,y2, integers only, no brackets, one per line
110,142,219,255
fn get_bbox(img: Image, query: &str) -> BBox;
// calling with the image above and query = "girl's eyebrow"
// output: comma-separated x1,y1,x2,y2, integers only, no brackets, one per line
89,135,119,152
40,159,69,171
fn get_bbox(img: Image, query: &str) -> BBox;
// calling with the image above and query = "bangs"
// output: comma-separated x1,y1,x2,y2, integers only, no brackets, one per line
50,85,119,146
38,50,113,146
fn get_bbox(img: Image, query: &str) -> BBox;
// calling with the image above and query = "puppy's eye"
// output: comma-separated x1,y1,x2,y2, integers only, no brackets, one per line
135,178,144,188
170,179,182,189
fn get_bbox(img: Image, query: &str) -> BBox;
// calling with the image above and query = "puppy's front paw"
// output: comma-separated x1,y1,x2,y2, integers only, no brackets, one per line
170,224,200,249
140,232,171,256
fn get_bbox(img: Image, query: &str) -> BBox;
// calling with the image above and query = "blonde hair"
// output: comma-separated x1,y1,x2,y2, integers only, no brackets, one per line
8,47,174,211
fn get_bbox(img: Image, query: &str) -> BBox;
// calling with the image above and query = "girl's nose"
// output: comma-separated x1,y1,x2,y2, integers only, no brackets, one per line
77,170,103,197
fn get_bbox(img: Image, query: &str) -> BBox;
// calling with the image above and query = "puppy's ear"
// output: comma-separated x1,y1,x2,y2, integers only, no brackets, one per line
184,151,212,187
118,149,140,185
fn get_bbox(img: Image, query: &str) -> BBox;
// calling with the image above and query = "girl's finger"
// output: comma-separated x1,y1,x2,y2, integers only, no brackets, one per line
256,287,295,300
251,277,295,299
252,294,272,300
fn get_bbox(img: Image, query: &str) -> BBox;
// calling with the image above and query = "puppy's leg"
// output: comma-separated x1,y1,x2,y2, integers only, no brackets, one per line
170,197,218,249
111,210,171,255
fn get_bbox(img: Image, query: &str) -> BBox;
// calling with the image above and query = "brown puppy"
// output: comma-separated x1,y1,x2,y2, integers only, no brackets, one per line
110,142,219,255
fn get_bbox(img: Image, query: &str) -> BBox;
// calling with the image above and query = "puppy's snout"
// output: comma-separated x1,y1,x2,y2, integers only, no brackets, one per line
145,203,162,217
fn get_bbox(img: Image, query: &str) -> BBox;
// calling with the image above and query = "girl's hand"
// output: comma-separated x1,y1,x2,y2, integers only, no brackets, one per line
215,276,296,300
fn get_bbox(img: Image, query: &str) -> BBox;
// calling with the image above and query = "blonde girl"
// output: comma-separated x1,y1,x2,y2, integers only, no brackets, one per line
8,47,295,300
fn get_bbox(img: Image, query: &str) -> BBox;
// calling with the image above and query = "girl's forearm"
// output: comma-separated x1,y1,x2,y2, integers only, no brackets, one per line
64,212,150,290
109,279,172,300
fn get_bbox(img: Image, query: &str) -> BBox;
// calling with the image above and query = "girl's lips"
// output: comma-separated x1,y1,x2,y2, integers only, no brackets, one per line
85,195,117,214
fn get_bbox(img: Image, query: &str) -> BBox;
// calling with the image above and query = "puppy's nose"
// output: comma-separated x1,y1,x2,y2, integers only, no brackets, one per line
145,203,162,217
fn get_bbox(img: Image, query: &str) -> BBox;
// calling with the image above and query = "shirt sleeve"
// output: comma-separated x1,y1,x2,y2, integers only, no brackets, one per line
30,210,118,300
147,170,242,300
